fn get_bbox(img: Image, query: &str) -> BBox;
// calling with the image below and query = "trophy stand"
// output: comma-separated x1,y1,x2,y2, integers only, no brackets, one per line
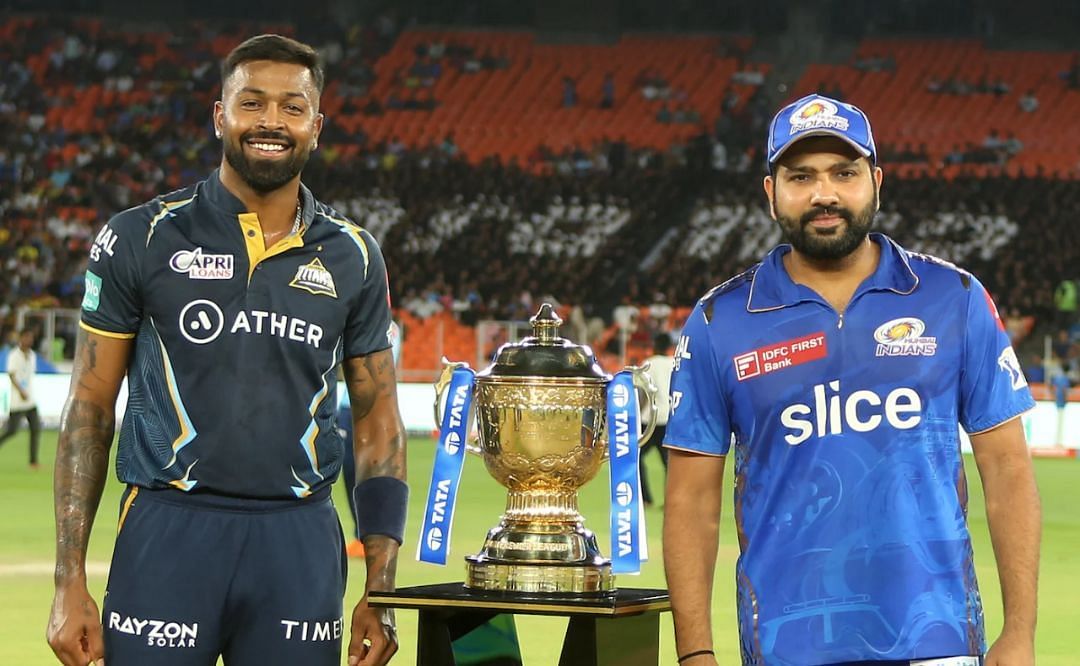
465,487,614,594
368,583,671,666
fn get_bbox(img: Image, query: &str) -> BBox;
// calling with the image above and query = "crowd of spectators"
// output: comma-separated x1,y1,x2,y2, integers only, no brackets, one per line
3,13,1080,368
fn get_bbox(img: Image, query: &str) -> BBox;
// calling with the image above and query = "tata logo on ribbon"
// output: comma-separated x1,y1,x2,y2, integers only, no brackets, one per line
615,481,633,506
616,505,634,556
430,478,451,526
447,384,469,428
426,527,443,552
444,432,461,455
612,383,630,408
612,409,631,457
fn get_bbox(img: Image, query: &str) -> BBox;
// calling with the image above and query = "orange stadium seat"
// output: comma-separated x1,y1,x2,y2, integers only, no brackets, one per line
330,31,767,167
795,38,1080,175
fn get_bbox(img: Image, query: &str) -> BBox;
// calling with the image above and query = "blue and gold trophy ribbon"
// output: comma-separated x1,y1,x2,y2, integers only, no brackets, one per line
607,370,646,574
417,366,476,565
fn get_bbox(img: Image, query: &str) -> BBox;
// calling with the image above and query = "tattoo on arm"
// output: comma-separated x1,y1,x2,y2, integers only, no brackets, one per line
344,349,407,482
362,535,400,593
54,331,117,584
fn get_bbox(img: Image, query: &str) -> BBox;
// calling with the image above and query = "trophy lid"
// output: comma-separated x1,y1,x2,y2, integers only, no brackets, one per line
477,303,609,380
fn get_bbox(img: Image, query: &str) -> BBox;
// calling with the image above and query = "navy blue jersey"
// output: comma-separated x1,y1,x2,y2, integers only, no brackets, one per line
665,234,1034,665
81,171,392,499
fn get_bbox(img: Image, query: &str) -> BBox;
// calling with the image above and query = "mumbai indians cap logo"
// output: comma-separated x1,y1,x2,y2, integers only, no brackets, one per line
873,317,937,357
289,257,337,298
874,318,924,343
789,98,849,134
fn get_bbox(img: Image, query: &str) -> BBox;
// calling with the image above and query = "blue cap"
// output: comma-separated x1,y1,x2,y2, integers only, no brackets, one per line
766,94,877,167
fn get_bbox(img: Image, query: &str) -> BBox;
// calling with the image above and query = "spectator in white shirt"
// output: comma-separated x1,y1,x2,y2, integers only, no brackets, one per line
1,329,42,469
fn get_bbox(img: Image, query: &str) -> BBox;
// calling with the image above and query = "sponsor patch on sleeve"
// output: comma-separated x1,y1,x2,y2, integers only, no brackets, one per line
82,271,102,312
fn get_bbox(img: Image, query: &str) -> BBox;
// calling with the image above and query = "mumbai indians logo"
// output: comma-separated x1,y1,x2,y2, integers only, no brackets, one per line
289,258,337,298
873,317,937,357
789,98,849,134
997,347,1027,390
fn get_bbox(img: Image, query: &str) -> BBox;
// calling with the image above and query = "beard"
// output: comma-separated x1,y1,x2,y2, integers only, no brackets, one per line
774,190,878,261
223,130,311,193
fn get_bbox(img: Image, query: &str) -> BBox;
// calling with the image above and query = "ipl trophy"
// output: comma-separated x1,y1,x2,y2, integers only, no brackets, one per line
419,303,655,594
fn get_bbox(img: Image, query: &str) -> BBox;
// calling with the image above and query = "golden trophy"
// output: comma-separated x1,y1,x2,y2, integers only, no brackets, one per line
433,303,656,594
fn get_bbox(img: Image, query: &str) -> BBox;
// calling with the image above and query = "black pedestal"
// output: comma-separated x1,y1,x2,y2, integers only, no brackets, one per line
369,583,671,666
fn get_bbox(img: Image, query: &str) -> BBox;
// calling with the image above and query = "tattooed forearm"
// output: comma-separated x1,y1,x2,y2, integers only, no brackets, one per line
344,349,396,420
54,398,114,583
361,535,400,593
362,432,406,480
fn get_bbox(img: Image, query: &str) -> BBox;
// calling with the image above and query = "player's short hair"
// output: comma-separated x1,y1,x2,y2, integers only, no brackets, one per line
221,34,324,96
654,333,673,353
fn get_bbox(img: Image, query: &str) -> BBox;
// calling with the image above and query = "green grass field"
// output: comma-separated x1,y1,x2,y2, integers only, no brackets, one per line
1,432,1076,664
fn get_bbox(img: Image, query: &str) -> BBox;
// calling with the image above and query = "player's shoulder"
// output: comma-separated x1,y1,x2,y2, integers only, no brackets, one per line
107,184,201,234
902,247,978,294
312,199,380,247
697,263,760,322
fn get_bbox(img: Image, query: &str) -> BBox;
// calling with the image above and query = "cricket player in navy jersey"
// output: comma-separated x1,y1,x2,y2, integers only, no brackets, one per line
663,94,1040,666
46,35,406,666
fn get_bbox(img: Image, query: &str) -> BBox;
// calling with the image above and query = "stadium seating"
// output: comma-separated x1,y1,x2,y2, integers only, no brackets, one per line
797,39,1080,177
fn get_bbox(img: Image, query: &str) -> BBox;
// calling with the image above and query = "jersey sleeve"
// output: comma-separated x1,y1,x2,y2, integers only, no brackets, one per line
343,230,393,359
663,302,733,455
80,208,148,338
959,276,1036,434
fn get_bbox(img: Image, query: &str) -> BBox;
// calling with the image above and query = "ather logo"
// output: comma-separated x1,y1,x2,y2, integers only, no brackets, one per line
779,380,923,446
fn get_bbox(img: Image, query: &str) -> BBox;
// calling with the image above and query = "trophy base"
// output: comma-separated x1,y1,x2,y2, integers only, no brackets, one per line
464,522,614,594
465,558,613,594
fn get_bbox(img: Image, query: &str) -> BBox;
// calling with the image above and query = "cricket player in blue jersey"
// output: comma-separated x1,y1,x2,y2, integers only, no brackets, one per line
663,94,1040,666
47,35,405,666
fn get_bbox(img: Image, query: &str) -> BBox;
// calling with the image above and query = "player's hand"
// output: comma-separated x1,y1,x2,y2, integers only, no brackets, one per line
347,595,397,665
46,581,105,666
985,632,1035,666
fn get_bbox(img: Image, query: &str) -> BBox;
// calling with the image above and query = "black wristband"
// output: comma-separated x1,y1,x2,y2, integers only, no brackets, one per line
677,649,714,663
353,476,409,544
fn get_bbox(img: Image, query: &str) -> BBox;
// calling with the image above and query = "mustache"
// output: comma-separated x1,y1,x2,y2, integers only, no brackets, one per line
800,205,854,226
240,130,295,147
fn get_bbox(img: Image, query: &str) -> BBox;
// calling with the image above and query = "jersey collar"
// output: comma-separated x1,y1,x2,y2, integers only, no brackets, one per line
204,168,316,228
747,233,919,312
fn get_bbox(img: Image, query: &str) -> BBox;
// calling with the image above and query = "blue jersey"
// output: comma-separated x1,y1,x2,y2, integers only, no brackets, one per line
665,234,1034,665
81,171,392,499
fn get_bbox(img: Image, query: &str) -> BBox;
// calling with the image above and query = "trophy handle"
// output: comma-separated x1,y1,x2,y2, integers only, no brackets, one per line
629,362,659,448
433,358,482,455
601,363,658,460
